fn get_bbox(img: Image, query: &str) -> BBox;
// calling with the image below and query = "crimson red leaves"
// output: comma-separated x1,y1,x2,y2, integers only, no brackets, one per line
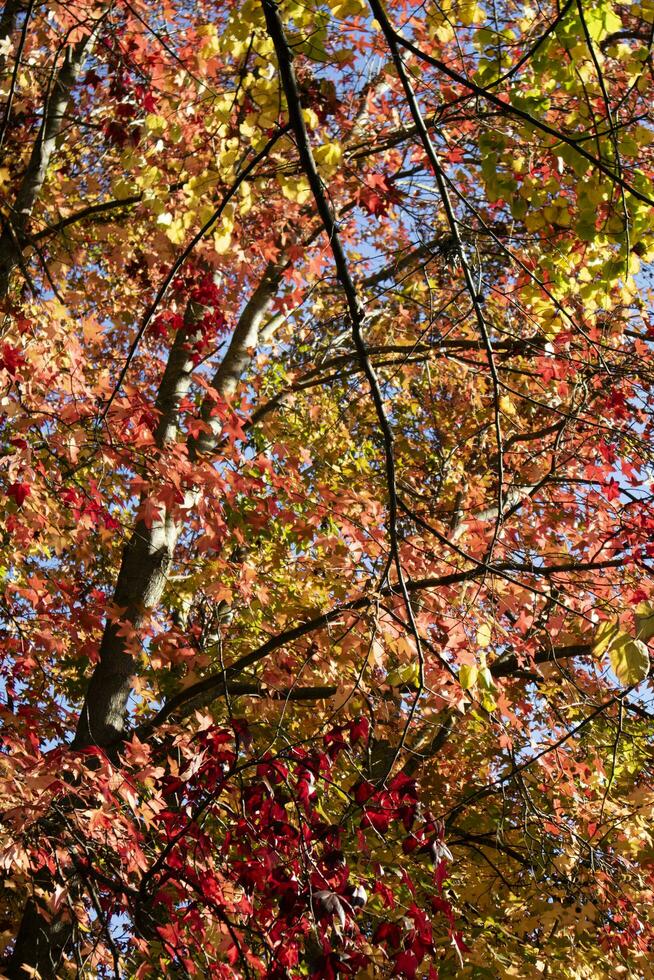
7,482,30,506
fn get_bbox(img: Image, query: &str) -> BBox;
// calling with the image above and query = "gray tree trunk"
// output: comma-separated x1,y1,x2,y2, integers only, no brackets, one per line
7,262,284,977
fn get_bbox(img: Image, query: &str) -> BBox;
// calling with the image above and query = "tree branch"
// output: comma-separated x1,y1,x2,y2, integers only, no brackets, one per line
137,564,607,737
0,11,106,297
366,0,654,208
188,258,288,458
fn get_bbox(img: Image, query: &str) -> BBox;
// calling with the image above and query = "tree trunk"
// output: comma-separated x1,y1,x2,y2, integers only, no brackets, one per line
6,885,73,979
7,262,284,975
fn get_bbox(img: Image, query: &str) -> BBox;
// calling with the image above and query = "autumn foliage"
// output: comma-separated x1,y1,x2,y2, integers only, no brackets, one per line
1,0,654,975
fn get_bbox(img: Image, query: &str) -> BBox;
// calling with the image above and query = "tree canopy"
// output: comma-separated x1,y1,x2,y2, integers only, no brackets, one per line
1,0,654,975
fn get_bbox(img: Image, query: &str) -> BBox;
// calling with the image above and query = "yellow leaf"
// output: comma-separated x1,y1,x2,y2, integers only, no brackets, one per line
212,209,234,254
634,124,654,146
111,178,135,201
213,229,232,254
476,623,492,647
387,662,420,689
593,619,619,657
459,664,478,690
460,1,485,26
144,114,167,136
499,395,515,416
525,210,546,231
165,219,186,245
278,175,312,204
329,0,366,15
239,181,252,215
636,602,654,642
609,634,650,687
302,107,319,130
435,22,455,42
314,142,343,176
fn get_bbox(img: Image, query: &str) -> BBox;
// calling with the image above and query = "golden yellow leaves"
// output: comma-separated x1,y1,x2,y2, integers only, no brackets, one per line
593,619,620,658
458,625,496,710
607,635,650,687
158,207,231,250
459,659,496,711
276,142,342,203
151,154,249,249
498,394,517,418
459,1,486,27
328,0,367,17
635,602,654,642
313,141,343,175
427,0,485,43
157,211,186,245
278,175,312,205
386,661,420,689
213,213,235,254
197,23,221,61
458,663,477,690
632,0,654,23
110,177,136,202
144,113,167,138
523,195,572,232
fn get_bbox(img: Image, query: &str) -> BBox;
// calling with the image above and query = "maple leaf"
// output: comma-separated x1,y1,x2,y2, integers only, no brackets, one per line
0,343,25,377
7,482,30,506
138,496,164,528
3,0,654,976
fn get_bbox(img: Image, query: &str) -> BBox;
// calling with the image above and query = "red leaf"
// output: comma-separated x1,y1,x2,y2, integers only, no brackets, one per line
349,716,370,744
353,780,375,805
394,950,420,978
139,496,164,528
7,482,31,506
0,343,26,377
361,809,391,833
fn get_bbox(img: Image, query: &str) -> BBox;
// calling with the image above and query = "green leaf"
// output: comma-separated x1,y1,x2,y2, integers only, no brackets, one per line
609,634,650,687
480,692,497,713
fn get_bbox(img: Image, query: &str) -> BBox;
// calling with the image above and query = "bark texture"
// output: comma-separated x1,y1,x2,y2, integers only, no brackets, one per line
6,892,73,980
74,262,284,748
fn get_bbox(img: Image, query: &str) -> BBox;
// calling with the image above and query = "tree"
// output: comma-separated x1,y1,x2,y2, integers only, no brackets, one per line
0,0,653,974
